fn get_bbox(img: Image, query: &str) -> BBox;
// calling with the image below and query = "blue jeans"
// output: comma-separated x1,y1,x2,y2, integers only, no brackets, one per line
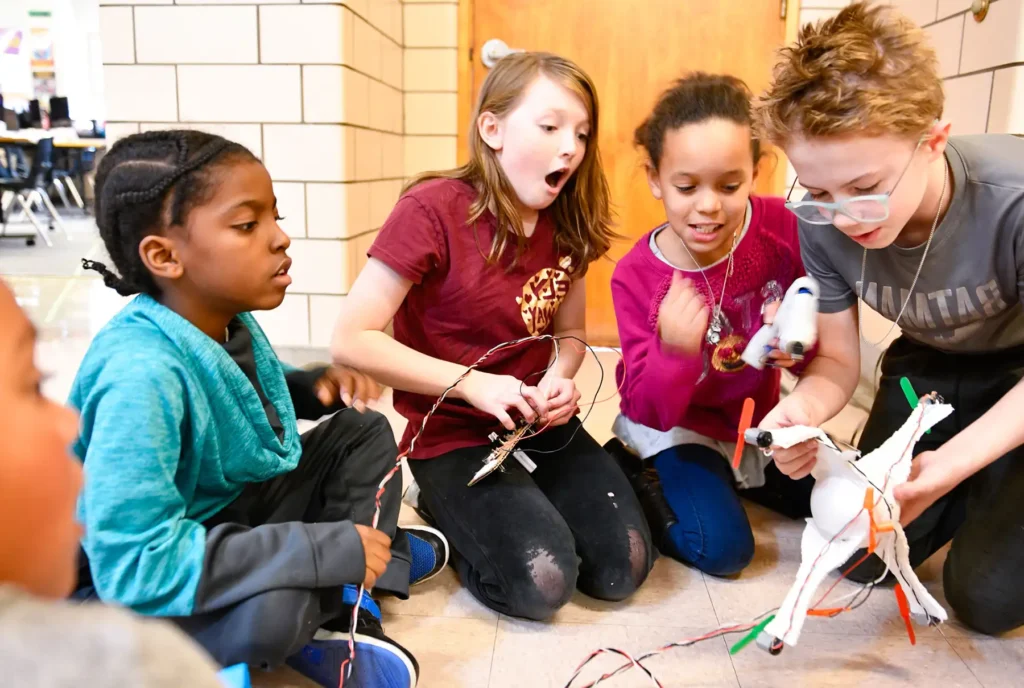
652,444,812,577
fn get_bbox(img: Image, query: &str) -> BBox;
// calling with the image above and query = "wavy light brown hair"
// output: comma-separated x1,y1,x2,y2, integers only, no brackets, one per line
757,2,944,145
406,52,617,273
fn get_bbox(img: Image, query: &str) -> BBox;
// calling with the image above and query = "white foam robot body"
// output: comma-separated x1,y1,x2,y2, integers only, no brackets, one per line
751,397,952,648
741,276,820,370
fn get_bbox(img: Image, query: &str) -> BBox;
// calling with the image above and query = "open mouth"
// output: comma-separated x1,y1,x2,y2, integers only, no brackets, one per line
545,168,569,189
689,223,723,235
274,258,292,279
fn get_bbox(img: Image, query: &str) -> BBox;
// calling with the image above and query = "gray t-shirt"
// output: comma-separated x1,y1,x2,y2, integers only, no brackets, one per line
0,585,224,688
800,135,1024,352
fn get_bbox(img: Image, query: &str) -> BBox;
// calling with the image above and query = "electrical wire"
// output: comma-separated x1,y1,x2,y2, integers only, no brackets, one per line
340,333,618,686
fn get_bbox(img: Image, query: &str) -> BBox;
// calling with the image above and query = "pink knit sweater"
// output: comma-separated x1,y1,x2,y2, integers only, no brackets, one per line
612,196,806,443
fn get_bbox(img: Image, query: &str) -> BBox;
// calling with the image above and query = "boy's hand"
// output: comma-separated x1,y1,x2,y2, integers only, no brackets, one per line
540,376,581,427
759,396,820,480
658,273,709,358
315,365,382,412
355,524,392,589
894,450,958,525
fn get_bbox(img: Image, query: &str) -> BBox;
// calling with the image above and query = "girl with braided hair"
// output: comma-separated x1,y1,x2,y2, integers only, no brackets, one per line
69,130,445,687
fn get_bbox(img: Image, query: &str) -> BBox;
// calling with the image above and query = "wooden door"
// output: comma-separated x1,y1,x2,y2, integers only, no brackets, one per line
462,0,790,345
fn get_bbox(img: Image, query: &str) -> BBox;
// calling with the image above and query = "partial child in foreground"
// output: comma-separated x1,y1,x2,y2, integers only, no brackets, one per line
70,130,447,687
758,2,1024,635
0,278,224,687
608,73,812,576
332,52,654,620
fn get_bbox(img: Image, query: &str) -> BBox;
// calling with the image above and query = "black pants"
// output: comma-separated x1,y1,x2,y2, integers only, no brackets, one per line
173,410,409,669
409,418,655,621
846,336,1024,635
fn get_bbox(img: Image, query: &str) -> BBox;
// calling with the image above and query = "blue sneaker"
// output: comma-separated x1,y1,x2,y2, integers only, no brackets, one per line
405,525,448,586
287,607,418,688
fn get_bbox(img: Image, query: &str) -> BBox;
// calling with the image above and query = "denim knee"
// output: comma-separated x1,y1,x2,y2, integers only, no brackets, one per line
664,520,754,577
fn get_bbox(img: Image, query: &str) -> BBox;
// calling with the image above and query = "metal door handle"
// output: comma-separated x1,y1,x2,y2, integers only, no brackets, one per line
481,39,523,68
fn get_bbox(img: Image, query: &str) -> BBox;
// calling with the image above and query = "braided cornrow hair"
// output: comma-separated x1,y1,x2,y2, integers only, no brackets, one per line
85,130,258,296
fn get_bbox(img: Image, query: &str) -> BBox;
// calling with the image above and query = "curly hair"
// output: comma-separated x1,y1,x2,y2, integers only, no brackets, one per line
757,1,943,144
85,130,258,296
634,72,761,169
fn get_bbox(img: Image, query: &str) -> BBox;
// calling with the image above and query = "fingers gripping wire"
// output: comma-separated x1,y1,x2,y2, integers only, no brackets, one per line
341,334,617,685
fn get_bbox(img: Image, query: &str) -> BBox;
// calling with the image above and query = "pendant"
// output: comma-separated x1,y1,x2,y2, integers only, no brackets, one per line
706,319,722,346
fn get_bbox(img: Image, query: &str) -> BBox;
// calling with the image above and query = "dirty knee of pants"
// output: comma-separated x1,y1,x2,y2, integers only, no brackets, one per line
584,528,651,602
505,547,578,621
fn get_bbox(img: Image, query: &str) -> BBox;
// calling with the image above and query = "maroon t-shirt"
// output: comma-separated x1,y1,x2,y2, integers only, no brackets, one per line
368,178,576,459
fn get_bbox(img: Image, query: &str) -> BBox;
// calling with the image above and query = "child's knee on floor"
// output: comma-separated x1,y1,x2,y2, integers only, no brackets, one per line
582,527,653,602
944,556,1022,636
504,545,580,621
668,521,754,578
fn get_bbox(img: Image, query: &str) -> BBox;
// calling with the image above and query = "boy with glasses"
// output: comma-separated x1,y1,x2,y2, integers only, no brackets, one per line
755,2,1024,635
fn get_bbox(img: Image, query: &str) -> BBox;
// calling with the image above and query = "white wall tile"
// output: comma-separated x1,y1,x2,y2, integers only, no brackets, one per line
988,66,1024,134
310,295,345,348
402,0,457,3
382,133,403,179
887,0,939,26
99,7,134,64
140,122,264,158
405,92,457,135
260,5,352,65
388,1,403,44
381,39,403,90
943,72,994,134
404,135,456,176
404,48,456,92
926,14,965,78
105,122,140,144
369,80,398,133
307,182,371,238
134,6,257,64
104,66,178,121
404,4,457,48
366,0,391,34
937,0,970,20
264,125,354,182
355,128,383,181
369,179,396,229
343,69,371,127
274,182,307,238
99,0,170,4
288,239,346,294
353,16,382,80
960,0,1024,73
252,295,310,348
800,0,850,7
178,66,301,123
304,65,344,124
343,0,369,16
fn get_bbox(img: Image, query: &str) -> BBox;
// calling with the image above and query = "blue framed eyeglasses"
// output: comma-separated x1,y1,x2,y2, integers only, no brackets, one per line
784,138,924,225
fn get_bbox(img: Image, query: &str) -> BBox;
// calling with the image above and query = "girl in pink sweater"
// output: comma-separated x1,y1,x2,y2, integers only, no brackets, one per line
607,74,813,576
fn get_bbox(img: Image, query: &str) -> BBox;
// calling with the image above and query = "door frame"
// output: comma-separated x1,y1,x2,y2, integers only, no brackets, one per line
454,0,803,197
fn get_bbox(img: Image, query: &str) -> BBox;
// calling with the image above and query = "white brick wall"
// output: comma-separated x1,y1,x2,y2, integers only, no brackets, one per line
99,0,405,347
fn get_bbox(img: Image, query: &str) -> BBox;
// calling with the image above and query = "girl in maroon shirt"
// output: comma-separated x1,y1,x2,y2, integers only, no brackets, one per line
331,53,654,620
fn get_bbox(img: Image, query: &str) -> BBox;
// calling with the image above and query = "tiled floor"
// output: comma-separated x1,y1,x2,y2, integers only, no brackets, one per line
3,223,1022,687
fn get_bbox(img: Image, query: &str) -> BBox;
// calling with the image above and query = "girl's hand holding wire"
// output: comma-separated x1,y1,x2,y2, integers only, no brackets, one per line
455,370,549,431
540,376,581,427
658,273,709,357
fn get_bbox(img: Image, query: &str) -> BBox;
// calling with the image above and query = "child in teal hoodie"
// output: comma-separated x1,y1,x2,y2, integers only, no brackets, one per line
69,130,447,688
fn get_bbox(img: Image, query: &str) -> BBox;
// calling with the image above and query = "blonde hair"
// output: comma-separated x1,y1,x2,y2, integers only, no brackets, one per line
405,52,617,273
757,2,944,144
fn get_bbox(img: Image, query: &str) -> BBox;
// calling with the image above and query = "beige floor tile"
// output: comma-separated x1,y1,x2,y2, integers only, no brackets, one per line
948,637,1024,688
383,566,499,622
491,618,738,688
729,633,981,688
383,615,498,688
251,666,320,687
551,557,719,629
